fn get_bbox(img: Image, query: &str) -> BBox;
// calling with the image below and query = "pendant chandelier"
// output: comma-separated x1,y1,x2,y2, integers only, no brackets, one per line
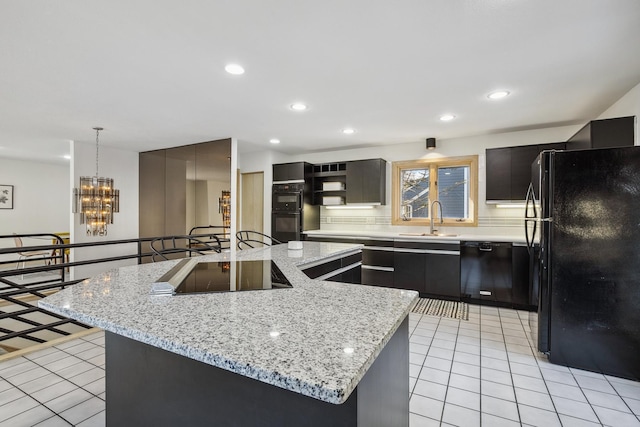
72,127,120,236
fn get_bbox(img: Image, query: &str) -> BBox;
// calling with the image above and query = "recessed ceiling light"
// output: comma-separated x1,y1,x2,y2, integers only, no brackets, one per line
290,103,308,111
488,90,510,100
269,139,281,144
224,64,245,75
440,114,456,122
342,128,356,135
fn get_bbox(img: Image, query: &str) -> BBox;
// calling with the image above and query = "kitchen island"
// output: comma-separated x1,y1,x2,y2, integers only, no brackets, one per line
39,242,417,427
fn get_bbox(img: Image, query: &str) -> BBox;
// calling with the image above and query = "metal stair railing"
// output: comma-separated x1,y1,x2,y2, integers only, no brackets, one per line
0,233,218,354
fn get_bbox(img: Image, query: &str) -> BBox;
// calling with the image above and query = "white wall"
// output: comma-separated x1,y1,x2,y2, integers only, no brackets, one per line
70,141,139,279
0,158,69,271
597,80,640,144
238,125,581,237
0,158,69,237
238,79,640,238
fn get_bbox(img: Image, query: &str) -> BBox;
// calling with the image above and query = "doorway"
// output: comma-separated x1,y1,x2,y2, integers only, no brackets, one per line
240,172,264,233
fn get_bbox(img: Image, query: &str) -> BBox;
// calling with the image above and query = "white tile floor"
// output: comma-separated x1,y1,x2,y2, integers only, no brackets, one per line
0,305,639,426
0,332,105,426
408,305,640,427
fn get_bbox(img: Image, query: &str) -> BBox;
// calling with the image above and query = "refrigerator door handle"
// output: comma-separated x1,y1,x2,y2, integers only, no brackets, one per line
525,183,537,219
525,219,537,254
524,183,538,254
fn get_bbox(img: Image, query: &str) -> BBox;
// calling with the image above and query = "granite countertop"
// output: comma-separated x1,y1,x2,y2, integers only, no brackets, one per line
39,242,417,404
304,229,528,244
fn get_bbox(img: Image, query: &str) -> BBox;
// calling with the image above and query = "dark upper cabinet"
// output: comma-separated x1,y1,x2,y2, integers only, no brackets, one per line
566,116,635,150
310,162,347,205
485,147,512,200
510,145,544,200
346,159,386,204
310,158,386,205
273,162,313,182
486,142,565,201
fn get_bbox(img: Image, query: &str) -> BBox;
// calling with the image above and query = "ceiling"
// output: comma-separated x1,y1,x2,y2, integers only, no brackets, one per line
1,0,640,165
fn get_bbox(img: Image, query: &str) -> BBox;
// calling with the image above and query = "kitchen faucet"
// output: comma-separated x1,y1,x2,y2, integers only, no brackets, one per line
429,200,443,235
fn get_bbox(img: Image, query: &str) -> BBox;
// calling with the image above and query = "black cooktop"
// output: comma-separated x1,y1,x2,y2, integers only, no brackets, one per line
174,260,292,294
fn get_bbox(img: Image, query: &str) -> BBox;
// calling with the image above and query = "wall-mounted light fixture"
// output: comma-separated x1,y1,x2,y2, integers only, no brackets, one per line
72,127,120,236
426,138,436,150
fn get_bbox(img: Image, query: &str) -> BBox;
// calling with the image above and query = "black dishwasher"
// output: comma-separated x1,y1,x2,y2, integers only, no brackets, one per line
460,242,512,305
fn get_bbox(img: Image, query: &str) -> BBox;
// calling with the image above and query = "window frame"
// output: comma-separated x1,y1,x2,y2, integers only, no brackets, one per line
391,155,478,226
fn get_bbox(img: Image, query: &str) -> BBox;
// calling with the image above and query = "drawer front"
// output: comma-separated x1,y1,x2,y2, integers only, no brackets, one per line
306,236,365,245
327,263,362,285
363,247,394,267
342,252,363,267
362,268,394,288
301,259,341,279
394,241,460,252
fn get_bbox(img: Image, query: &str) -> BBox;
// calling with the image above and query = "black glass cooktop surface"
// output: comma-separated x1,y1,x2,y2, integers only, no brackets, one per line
174,260,292,294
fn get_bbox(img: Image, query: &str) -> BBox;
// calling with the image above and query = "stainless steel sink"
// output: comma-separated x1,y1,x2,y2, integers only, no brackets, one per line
398,233,458,237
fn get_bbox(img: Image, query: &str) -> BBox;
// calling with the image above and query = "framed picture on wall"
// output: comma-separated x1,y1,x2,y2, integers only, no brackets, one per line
0,185,14,209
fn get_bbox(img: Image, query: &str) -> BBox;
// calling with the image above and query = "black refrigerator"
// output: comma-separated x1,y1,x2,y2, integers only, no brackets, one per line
525,146,640,381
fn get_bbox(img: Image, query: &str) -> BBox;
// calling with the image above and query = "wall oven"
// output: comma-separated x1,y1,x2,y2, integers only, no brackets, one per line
272,183,304,242
272,184,303,212
271,212,302,242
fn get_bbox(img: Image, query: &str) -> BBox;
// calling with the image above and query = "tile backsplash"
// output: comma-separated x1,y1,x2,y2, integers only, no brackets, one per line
319,207,526,237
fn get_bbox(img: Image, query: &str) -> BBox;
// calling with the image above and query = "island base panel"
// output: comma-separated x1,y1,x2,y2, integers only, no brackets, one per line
105,317,409,427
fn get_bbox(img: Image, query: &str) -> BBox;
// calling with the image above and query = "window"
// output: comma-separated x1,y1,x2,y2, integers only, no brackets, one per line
392,156,478,226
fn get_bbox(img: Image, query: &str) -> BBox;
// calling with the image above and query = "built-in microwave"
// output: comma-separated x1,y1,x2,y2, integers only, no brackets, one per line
272,183,303,212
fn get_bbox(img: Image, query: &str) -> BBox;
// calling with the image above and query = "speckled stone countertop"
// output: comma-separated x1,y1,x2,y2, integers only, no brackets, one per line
39,242,417,404
304,229,528,244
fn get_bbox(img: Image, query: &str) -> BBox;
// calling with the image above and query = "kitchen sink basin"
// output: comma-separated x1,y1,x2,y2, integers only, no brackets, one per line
398,233,458,237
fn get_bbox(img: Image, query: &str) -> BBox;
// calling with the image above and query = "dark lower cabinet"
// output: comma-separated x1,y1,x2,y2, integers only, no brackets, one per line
327,264,361,284
393,249,426,293
362,241,395,288
300,250,362,285
306,235,533,309
326,252,362,284
425,250,460,300
394,241,460,297
301,258,342,279
361,268,394,287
